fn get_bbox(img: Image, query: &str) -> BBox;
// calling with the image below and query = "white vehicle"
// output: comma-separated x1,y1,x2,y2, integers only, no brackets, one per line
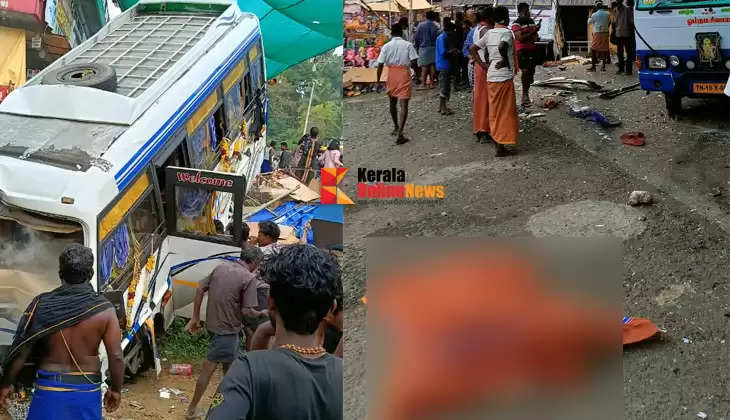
634,0,730,116
495,0,556,59
0,0,268,381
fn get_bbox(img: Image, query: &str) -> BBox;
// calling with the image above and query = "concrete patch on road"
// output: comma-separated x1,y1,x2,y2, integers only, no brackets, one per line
526,200,647,240
417,159,526,185
654,283,692,306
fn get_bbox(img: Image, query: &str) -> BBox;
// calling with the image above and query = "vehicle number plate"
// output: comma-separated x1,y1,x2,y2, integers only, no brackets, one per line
693,82,726,94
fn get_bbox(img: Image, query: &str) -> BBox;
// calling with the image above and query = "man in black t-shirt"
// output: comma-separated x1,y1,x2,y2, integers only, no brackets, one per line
207,245,343,420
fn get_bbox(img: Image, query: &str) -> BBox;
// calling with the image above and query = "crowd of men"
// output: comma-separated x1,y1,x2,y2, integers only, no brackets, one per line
377,1,636,157
0,219,343,420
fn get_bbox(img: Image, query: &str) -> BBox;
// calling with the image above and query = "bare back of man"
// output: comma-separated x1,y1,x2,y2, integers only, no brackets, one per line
39,307,118,374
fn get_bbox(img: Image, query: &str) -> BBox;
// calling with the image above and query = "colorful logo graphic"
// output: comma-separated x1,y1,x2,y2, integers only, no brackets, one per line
321,168,354,204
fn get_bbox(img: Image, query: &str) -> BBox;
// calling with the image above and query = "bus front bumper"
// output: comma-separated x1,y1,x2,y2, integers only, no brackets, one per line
639,70,729,97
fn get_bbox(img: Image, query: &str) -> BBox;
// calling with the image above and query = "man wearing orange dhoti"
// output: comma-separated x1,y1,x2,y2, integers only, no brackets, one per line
472,6,519,157
377,24,419,145
468,6,494,144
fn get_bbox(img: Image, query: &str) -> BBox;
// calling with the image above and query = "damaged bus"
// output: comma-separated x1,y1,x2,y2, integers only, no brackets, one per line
0,0,268,387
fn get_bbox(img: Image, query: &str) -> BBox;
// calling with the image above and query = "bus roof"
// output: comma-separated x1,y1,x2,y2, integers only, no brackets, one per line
0,1,241,126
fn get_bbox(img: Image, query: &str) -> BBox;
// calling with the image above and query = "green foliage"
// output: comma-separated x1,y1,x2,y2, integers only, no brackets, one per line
159,318,209,363
268,49,342,147
159,318,248,364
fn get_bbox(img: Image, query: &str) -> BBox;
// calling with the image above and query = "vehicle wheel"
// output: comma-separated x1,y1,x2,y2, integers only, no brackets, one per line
41,63,117,92
664,93,682,119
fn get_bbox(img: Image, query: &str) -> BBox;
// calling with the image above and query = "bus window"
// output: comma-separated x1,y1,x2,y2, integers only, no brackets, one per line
98,172,163,291
156,143,187,207
188,117,220,170
223,83,243,137
164,166,245,247
213,104,226,143
243,72,252,109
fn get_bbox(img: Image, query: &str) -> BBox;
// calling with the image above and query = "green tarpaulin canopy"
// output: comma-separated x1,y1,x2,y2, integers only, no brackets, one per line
116,0,342,79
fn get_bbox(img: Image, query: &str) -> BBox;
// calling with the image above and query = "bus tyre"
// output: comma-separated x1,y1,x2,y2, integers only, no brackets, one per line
664,93,682,119
41,63,117,92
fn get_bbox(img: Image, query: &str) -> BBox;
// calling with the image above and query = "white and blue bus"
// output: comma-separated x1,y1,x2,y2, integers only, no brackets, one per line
0,0,268,383
635,0,730,116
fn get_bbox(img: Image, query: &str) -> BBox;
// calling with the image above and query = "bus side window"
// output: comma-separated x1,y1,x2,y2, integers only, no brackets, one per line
224,81,243,138
156,143,187,208
98,172,163,292
213,103,226,143
243,72,252,109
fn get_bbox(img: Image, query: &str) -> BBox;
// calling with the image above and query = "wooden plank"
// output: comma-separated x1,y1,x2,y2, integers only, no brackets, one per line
343,66,388,83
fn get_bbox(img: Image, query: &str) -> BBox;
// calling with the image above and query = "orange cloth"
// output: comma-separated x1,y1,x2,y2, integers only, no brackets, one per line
386,65,411,99
591,32,610,52
487,80,519,145
472,63,490,134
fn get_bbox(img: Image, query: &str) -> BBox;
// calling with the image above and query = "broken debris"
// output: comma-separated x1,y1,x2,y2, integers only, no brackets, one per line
533,77,602,91
519,112,546,121
599,83,641,99
628,191,653,206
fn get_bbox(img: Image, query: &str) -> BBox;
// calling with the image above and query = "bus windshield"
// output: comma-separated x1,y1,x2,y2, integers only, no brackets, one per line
0,202,84,350
636,0,730,11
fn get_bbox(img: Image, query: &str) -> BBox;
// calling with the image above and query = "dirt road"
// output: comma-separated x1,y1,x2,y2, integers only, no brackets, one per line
343,65,730,419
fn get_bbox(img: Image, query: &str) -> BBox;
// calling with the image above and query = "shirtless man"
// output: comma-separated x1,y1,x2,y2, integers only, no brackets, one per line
0,244,124,419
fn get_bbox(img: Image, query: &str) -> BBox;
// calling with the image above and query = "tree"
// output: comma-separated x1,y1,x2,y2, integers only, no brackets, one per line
267,49,342,146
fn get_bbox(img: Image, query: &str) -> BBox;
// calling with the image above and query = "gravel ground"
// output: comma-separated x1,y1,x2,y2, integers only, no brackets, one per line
343,65,730,419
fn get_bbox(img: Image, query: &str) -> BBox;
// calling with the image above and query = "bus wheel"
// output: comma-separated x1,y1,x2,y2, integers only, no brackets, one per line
42,63,117,92
664,93,682,119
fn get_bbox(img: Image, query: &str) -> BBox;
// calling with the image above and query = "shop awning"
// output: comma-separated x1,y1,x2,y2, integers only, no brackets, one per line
395,0,433,10
117,0,342,80
366,0,404,12
0,27,26,88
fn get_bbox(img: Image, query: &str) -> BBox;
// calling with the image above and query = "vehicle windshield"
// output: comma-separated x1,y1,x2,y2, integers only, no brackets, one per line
636,0,730,11
0,201,83,351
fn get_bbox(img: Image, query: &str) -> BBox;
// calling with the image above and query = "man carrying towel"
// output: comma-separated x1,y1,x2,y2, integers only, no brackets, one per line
0,244,123,419
377,23,418,145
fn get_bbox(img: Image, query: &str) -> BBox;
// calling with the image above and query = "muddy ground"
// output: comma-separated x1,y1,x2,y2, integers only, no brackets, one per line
343,63,730,419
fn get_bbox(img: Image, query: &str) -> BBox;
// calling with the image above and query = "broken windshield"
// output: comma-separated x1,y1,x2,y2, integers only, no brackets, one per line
0,202,84,352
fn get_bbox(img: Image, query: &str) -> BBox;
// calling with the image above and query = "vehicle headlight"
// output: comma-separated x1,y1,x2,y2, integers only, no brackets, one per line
725,60,730,70
686,60,696,70
669,55,680,67
647,56,668,69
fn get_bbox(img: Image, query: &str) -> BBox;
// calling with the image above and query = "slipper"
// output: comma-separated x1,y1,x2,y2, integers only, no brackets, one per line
396,136,410,145
621,131,645,146
443,109,454,116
